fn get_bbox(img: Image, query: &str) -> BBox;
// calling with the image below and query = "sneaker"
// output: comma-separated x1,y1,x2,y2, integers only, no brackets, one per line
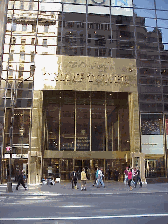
25,187,27,190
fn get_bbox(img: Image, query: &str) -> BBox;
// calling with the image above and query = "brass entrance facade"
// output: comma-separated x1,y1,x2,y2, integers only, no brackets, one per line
42,90,131,180
28,56,140,184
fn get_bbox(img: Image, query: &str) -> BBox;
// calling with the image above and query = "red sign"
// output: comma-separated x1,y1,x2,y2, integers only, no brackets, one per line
6,146,10,151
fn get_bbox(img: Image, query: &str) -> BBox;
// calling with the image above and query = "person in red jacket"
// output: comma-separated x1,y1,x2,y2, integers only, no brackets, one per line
128,168,133,191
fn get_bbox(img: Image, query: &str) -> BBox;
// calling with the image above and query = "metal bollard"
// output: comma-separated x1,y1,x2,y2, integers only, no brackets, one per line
6,182,13,192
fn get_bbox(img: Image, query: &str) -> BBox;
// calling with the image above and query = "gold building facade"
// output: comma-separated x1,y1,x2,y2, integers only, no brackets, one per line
27,55,143,183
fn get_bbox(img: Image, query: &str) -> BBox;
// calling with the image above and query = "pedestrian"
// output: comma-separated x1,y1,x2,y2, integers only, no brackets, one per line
114,169,119,181
97,168,105,188
136,166,142,187
124,167,129,185
108,169,111,180
93,167,98,187
128,168,133,191
71,170,78,189
81,168,87,191
16,170,27,190
133,167,138,188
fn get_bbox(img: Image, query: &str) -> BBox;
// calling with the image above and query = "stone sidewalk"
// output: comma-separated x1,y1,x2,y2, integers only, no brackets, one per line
0,180,168,196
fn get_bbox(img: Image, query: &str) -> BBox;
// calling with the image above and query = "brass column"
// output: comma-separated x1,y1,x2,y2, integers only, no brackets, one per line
28,90,43,184
105,92,108,151
74,92,76,151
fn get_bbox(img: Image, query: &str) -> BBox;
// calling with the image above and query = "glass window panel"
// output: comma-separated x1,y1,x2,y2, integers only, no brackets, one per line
39,2,62,12
60,91,75,151
88,6,110,15
161,43,168,51
141,114,163,135
111,6,133,17
157,28,168,50
88,0,110,6
134,8,156,19
155,0,168,10
17,90,32,98
36,46,57,54
91,92,105,151
5,109,12,133
107,104,114,151
16,99,32,107
145,157,165,178
63,4,86,13
118,107,129,151
133,0,154,9
17,81,33,89
157,10,168,20
46,104,59,151
138,50,159,60
145,19,157,32
62,0,86,4
76,92,90,151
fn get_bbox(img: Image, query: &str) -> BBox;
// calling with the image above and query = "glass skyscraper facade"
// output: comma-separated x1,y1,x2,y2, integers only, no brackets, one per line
0,0,168,183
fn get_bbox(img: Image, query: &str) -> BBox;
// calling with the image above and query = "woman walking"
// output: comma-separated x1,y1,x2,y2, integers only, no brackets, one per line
128,168,133,191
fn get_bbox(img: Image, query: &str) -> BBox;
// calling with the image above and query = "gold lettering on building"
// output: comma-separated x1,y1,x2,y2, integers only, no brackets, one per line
49,72,130,84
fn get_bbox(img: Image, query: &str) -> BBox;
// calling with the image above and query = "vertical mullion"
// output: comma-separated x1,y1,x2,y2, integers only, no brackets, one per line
90,92,91,151
74,91,76,151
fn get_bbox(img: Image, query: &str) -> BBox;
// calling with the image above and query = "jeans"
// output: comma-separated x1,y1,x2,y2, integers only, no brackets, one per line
133,176,137,188
97,178,104,187
124,175,128,184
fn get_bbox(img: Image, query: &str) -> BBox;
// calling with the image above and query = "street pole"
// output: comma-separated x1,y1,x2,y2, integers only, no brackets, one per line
6,75,16,192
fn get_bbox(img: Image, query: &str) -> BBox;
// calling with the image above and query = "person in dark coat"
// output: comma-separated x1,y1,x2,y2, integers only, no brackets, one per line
16,170,27,190
136,166,142,187
71,170,78,189
114,169,119,181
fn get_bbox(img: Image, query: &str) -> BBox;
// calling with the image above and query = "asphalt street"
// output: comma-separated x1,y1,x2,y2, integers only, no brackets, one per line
0,192,168,224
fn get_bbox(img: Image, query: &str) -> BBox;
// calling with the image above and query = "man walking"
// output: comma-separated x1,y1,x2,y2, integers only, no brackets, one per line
16,170,27,190
137,166,142,187
133,167,138,188
93,167,98,187
97,168,105,188
71,170,78,189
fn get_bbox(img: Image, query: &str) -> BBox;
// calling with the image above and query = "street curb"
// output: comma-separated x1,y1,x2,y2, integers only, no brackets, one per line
0,191,168,197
